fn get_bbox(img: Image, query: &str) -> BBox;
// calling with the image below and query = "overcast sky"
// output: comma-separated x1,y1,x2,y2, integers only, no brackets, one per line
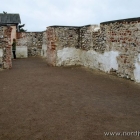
0,0,140,31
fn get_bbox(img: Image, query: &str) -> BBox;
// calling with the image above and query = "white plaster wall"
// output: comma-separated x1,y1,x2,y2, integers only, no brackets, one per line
80,50,119,72
16,46,28,58
56,47,82,66
0,49,3,57
55,47,119,73
0,49,3,64
41,44,47,58
134,54,140,83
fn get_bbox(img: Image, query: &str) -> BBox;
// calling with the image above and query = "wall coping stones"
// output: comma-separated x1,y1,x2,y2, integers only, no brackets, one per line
101,17,140,25
48,24,93,28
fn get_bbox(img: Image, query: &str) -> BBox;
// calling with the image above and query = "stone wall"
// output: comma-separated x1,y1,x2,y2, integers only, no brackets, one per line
1,16,139,83
46,27,56,65
100,19,140,82
46,26,80,66
0,26,12,69
80,25,93,50
17,32,43,56
46,25,111,68
46,18,140,83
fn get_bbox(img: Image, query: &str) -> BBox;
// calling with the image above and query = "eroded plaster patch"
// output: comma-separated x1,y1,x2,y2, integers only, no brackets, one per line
56,47,81,66
16,46,28,58
134,54,140,83
81,50,119,72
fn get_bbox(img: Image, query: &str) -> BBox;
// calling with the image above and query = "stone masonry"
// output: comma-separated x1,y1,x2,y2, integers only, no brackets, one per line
1,16,140,83
100,20,140,80
45,17,140,83
17,32,43,56
0,26,12,69
46,26,80,65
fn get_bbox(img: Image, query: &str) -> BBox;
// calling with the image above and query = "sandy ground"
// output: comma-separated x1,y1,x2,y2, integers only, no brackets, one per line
0,57,140,140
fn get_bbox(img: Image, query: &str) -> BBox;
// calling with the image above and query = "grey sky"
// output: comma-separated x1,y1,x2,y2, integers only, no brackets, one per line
0,0,140,31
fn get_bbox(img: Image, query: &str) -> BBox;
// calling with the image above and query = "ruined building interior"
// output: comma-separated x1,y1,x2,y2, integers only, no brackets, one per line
0,13,140,83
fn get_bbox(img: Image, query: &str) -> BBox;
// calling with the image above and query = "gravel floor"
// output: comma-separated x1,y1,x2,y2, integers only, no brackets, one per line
0,57,140,140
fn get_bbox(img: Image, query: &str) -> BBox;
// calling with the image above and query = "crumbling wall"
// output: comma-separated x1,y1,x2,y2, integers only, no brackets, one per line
80,20,140,82
80,25,93,50
46,18,140,83
46,25,116,71
46,26,80,66
78,25,118,72
46,27,57,65
0,26,12,69
0,26,4,68
17,32,43,56
100,20,140,82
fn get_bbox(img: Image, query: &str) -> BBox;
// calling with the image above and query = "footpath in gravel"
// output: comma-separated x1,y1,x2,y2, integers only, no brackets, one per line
0,57,140,140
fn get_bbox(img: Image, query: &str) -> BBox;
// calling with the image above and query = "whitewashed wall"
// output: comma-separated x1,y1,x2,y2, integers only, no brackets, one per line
16,46,28,58
41,44,47,58
46,22,140,83
56,47,81,66
0,48,3,65
81,50,119,72
134,54,140,82
55,47,119,73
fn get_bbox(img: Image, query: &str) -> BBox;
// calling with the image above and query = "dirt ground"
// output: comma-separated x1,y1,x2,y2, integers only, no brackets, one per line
0,57,140,140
